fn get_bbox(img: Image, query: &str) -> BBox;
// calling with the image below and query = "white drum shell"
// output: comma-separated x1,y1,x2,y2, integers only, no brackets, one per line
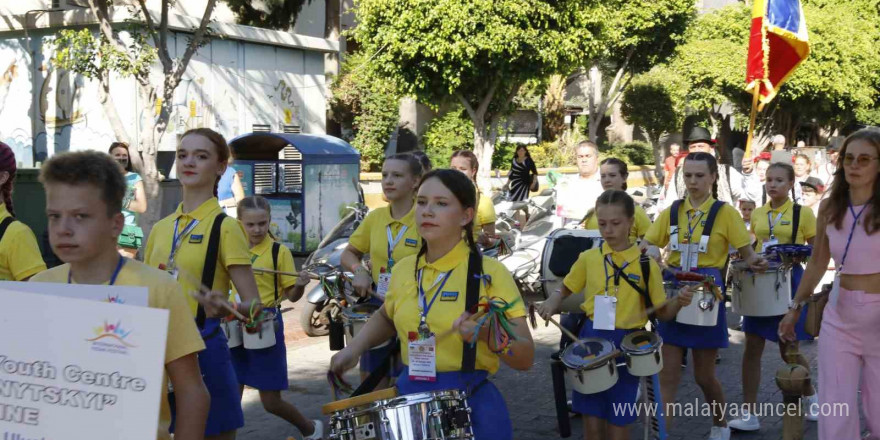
666,284,719,327
622,332,664,377
731,267,791,317
243,313,276,349
565,360,618,395
224,320,243,348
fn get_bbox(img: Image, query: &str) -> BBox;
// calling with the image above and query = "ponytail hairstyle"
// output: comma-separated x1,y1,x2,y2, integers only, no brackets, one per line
826,127,880,234
596,189,635,219
180,128,230,197
410,150,433,172
108,142,133,172
684,152,719,200
599,157,629,190
413,169,482,281
238,195,274,239
450,150,480,183
0,142,17,217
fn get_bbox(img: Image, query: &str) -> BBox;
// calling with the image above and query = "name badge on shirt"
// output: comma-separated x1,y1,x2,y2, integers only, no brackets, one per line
440,291,459,301
375,272,392,301
593,295,617,331
681,243,700,271
408,333,437,382
405,238,418,247
189,234,203,244
781,221,791,225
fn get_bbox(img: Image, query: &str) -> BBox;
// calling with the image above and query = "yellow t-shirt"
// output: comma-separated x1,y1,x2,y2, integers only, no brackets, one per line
751,199,817,252
563,244,666,329
349,205,421,284
30,259,205,440
645,196,751,269
0,204,46,280
475,192,497,228
234,235,298,306
582,205,652,243
144,197,252,315
384,241,526,374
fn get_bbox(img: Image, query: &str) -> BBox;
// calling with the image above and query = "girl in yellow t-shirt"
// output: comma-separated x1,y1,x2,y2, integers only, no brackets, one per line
0,141,46,281
330,169,534,440
450,150,497,248
582,158,651,242
230,196,322,439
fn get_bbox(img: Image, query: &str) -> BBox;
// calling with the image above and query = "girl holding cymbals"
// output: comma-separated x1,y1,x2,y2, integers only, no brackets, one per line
641,152,767,440
330,169,534,440
539,189,686,440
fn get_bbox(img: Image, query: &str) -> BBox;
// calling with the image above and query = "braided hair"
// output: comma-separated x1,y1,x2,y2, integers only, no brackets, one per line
684,152,719,200
0,142,17,217
413,169,483,282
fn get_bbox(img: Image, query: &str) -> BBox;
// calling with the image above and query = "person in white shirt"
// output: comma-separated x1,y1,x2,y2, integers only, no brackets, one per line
555,141,604,225
814,138,840,188
663,126,750,208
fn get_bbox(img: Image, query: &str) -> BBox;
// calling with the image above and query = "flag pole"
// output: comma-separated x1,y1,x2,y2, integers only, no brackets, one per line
744,84,761,160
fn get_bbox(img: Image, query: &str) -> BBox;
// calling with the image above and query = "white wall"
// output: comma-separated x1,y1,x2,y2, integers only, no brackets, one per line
0,28,327,165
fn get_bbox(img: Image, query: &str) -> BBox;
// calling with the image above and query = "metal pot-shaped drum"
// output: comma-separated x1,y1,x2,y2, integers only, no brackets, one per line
621,331,663,376
341,303,390,348
561,338,618,395
243,311,277,349
665,281,719,327
730,261,791,317
223,319,243,348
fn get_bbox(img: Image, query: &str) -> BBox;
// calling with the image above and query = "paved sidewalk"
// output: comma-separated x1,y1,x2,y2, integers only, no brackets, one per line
238,299,843,440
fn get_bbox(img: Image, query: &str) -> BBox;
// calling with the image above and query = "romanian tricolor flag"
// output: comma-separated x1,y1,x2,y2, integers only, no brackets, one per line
745,0,810,109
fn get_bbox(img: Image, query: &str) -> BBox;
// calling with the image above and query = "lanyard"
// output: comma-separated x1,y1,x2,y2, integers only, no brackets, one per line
840,202,869,269
602,251,630,295
168,217,199,267
68,256,126,285
386,225,408,269
767,208,787,239
685,210,704,241
417,268,454,333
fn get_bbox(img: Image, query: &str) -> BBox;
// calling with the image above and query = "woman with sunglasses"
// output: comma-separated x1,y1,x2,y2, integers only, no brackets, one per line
779,128,880,439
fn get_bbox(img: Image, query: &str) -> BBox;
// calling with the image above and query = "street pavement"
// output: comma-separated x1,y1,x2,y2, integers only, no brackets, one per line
237,291,862,440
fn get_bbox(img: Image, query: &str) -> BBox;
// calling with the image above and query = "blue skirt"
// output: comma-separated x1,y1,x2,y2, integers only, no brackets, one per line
169,318,244,436
657,267,729,349
571,318,641,426
231,311,290,390
397,368,511,440
742,264,813,343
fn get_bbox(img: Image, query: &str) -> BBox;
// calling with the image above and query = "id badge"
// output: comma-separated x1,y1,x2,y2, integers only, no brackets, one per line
375,273,392,300
764,238,779,249
593,295,617,330
408,335,437,382
830,270,841,307
681,244,699,271
168,268,179,281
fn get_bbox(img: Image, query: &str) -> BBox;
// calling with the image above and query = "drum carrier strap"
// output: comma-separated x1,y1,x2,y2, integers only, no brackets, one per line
271,242,281,304
790,204,801,244
669,199,724,254
461,250,482,373
0,217,16,244
617,254,656,323
197,212,228,330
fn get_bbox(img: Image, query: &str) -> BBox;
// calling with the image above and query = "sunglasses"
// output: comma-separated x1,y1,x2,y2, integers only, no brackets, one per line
843,154,879,167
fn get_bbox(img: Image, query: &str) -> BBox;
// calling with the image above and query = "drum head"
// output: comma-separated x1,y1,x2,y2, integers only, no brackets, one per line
321,387,398,415
546,231,602,278
561,337,614,370
621,331,661,354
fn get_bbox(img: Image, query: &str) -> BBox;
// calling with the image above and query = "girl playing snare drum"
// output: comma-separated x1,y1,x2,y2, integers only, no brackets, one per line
539,190,685,440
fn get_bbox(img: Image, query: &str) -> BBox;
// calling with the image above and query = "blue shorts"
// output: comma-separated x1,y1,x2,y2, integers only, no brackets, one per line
742,264,813,343
231,311,289,391
169,318,244,436
397,368,511,440
657,267,729,349
571,318,641,426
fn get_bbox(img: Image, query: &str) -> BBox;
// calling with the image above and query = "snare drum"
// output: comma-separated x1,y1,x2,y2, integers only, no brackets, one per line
540,229,603,313
341,303,390,348
223,319,243,348
243,311,277,350
621,331,663,377
322,388,473,440
561,337,618,394
730,261,791,317
665,281,719,327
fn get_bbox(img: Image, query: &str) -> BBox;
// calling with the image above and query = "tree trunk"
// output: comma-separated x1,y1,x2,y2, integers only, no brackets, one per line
587,65,603,142
98,74,131,145
648,131,664,182
132,83,165,238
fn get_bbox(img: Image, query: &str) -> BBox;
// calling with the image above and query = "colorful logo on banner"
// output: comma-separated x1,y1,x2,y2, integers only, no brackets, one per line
87,320,137,354
104,294,126,304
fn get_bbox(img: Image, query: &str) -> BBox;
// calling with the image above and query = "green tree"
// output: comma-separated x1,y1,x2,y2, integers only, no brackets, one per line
582,0,694,142
224,0,311,29
421,106,473,169
328,51,401,171
620,67,685,178
352,0,609,176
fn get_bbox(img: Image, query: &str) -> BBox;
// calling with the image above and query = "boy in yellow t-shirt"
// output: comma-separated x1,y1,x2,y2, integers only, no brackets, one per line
32,151,209,440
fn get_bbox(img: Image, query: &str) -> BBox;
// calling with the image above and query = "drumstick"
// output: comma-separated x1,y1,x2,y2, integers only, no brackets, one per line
253,267,301,277
586,349,622,367
160,263,249,322
544,316,581,343
435,309,489,341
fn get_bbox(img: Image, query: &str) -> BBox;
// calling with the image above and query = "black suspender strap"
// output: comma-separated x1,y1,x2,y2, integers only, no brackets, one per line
0,217,15,243
791,204,801,244
701,201,725,238
461,251,482,373
613,254,655,321
197,212,227,329
271,242,281,304
670,200,682,230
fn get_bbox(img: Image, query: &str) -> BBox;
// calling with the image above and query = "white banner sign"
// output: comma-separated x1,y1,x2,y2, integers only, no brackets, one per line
0,288,168,440
0,281,149,307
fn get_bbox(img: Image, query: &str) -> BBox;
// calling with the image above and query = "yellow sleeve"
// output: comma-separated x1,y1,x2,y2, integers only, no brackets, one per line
278,245,298,289
633,206,652,238
562,252,589,294
348,211,374,254
724,206,752,250
155,281,205,364
647,259,667,308
801,206,817,242
477,196,497,226
484,259,525,319
6,224,47,280
144,225,158,266
644,208,671,247
383,264,410,321
219,217,252,268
